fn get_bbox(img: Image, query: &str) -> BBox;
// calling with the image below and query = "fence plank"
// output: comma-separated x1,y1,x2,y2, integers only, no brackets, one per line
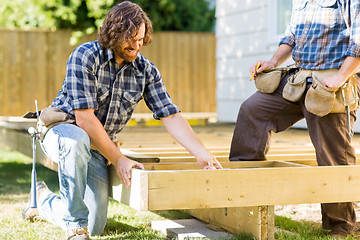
0,29,216,116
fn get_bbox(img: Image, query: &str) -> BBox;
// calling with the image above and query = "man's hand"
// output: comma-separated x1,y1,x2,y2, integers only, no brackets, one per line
74,109,144,188
250,44,293,78
196,152,223,170
114,156,144,189
249,60,276,78
321,72,347,90
160,113,223,170
322,56,360,89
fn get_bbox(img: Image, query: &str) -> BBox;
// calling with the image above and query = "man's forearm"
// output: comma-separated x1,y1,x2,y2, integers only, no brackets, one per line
160,113,207,158
338,56,360,80
270,44,293,67
74,109,125,165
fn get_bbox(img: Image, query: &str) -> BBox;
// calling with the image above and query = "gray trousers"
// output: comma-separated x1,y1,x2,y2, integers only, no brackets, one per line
230,70,357,234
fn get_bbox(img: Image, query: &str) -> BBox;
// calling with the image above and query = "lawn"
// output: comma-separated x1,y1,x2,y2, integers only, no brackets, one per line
0,149,356,240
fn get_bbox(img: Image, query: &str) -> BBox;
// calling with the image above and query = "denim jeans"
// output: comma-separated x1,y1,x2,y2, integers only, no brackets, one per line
39,123,109,235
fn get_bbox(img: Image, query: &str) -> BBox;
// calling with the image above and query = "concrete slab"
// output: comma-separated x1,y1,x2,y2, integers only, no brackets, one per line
151,219,232,240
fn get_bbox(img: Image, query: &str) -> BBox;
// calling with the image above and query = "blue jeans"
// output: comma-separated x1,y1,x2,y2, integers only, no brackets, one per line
39,124,109,235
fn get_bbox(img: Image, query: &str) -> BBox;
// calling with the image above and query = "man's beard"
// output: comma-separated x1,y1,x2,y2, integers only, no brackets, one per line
114,47,139,63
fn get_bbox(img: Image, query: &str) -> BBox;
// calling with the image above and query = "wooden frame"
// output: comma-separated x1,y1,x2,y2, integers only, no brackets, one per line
110,163,360,211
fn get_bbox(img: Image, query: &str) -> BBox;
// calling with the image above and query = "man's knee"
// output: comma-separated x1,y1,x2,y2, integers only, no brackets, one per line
53,124,91,162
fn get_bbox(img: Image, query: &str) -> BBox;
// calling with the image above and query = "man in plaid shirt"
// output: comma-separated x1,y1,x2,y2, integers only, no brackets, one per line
230,0,360,238
22,1,222,239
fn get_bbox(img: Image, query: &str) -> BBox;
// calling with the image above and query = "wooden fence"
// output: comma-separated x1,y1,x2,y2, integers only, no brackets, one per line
0,29,216,116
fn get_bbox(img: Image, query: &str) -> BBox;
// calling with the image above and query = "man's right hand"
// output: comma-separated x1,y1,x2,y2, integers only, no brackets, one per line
250,44,294,78
249,60,276,78
74,109,145,189
114,156,144,189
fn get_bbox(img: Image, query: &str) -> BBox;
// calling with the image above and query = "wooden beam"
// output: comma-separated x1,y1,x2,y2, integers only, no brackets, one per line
143,160,308,170
110,168,148,211
129,147,316,156
156,154,318,163
142,165,360,210
187,206,275,240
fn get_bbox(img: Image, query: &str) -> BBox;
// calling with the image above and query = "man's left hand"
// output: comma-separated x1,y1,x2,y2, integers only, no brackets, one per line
196,153,223,169
321,72,348,90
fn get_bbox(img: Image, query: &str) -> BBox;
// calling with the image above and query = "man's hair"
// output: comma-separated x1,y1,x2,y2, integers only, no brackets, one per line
98,1,153,50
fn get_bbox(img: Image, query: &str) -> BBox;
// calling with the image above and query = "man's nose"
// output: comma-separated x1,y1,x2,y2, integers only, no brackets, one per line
130,40,141,50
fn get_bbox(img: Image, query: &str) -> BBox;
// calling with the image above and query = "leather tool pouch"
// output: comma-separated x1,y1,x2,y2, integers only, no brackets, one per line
254,67,289,94
39,107,76,140
305,72,359,117
304,78,337,117
282,70,309,102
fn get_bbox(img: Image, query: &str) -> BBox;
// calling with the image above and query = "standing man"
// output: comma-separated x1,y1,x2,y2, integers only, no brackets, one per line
22,1,222,239
230,0,360,238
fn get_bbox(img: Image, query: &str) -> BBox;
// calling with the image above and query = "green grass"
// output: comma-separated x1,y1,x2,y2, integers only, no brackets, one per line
0,149,356,240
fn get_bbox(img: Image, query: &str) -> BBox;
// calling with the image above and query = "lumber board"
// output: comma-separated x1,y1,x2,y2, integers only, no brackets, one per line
143,160,308,170
110,166,148,210
121,166,360,211
132,148,315,158
187,206,275,240
156,155,320,163
127,144,315,151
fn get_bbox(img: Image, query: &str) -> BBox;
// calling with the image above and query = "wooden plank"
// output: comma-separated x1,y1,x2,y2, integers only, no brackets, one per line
110,168,148,211
143,165,360,210
131,145,314,155
157,154,318,163
143,160,307,170
128,146,230,153
187,206,275,240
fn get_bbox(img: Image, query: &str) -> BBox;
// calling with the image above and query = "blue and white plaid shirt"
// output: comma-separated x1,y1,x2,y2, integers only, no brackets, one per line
280,0,360,70
52,41,180,139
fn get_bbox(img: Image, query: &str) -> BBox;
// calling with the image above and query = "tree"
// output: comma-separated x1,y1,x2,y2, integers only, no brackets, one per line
0,0,215,32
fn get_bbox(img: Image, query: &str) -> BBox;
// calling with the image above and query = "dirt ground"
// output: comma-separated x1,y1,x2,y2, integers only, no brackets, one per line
119,123,360,224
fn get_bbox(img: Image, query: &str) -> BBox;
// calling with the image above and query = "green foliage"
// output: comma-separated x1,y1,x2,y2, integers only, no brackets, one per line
0,0,215,32
132,0,215,32
0,0,56,30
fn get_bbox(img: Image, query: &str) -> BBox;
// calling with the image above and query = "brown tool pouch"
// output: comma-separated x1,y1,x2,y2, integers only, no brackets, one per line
304,71,359,117
39,107,76,140
282,70,310,102
253,67,290,94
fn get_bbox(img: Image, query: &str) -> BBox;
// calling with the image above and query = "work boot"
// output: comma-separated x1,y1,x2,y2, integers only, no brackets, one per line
66,227,90,240
22,181,48,221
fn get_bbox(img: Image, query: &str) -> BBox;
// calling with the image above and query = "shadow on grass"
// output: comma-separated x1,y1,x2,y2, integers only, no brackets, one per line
103,216,165,239
151,210,192,220
104,217,140,234
0,162,59,195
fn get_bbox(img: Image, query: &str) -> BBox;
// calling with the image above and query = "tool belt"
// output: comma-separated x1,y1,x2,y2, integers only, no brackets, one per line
39,107,123,149
23,107,76,141
38,107,76,139
283,69,359,117
253,66,293,94
254,67,359,117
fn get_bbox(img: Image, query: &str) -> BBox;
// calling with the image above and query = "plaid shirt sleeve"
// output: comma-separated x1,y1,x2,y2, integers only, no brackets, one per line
142,63,180,120
65,44,99,110
344,0,360,58
279,0,300,47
